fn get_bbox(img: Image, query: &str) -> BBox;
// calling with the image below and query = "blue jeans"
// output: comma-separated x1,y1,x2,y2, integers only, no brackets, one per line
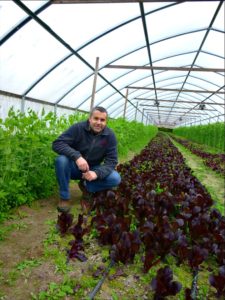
55,155,121,200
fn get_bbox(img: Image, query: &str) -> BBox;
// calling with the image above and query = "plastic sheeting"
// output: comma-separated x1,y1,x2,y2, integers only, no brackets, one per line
0,0,224,126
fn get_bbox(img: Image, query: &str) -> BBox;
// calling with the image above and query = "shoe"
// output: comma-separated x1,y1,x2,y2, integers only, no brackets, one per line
57,200,72,213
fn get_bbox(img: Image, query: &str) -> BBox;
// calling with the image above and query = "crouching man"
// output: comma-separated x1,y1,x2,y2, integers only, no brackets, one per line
52,106,121,213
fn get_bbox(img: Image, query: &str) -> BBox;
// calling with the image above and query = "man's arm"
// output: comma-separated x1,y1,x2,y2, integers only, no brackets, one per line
52,124,82,161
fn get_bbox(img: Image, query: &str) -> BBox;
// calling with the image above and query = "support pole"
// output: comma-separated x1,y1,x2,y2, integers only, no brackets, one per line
141,108,145,123
123,88,129,118
54,104,57,116
135,102,138,121
21,96,25,113
90,57,99,111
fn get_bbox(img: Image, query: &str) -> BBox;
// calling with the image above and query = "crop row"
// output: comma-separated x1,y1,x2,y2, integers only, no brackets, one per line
171,135,225,176
58,133,225,299
173,122,224,152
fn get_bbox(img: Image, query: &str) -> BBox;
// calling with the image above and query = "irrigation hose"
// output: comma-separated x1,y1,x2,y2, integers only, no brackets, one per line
88,259,115,300
190,268,199,300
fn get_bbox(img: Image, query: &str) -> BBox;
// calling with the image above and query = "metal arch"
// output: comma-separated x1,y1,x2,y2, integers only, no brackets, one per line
81,48,224,116
127,67,224,105
0,1,52,46
11,0,180,119
139,2,158,105
119,71,224,118
71,51,199,111
12,0,140,114
55,29,208,108
75,59,223,120
173,85,225,123
129,72,223,104
26,27,223,114
165,0,224,124
12,0,179,98
7,0,223,124
20,21,215,104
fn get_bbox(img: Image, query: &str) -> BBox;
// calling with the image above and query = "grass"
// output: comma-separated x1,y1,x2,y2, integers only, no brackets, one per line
172,139,225,214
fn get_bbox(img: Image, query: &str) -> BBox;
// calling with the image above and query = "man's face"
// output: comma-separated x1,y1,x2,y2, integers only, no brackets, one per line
89,110,107,133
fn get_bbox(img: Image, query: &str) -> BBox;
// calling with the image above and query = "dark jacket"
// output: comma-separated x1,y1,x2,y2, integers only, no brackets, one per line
52,120,118,179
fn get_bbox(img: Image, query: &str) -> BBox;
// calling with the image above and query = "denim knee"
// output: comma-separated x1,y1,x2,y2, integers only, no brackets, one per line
110,170,121,186
55,155,70,169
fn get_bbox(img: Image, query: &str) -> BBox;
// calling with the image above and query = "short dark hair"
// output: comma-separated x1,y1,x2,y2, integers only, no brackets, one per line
90,106,108,117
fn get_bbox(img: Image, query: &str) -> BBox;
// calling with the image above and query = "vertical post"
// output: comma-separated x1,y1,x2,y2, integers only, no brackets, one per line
141,108,145,123
54,104,57,116
90,57,99,111
135,102,138,121
123,88,129,118
21,96,25,113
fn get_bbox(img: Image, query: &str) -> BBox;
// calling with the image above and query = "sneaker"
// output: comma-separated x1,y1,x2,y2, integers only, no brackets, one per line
57,200,72,213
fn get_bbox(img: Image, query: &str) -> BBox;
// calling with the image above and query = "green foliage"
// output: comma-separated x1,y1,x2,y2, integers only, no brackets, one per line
31,280,75,300
108,117,157,159
173,122,224,152
0,108,157,214
16,259,42,271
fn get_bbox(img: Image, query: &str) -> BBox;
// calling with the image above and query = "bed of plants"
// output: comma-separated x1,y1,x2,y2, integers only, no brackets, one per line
173,122,224,153
170,135,225,176
55,133,225,299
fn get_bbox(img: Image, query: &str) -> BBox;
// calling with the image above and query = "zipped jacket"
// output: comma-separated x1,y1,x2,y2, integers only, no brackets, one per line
52,120,118,179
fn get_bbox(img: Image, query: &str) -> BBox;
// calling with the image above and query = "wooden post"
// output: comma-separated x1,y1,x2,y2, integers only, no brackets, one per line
21,96,25,113
145,115,148,125
123,88,129,118
135,102,138,121
90,57,99,111
141,108,145,123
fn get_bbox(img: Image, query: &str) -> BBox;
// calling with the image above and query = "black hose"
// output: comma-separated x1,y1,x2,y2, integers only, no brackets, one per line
191,268,198,299
88,260,115,300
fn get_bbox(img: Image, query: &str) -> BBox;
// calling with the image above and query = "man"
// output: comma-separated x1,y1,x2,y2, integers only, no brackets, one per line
52,106,121,213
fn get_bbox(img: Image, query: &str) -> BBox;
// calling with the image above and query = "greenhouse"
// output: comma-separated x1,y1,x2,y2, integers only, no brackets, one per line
0,1,224,299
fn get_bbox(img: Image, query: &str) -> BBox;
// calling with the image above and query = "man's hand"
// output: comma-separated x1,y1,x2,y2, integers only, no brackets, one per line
82,171,97,181
76,157,89,172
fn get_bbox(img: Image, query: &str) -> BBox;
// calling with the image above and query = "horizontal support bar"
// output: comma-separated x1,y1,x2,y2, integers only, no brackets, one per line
134,97,225,105
106,64,225,73
139,104,215,111
128,86,225,94
144,110,203,115
52,1,178,3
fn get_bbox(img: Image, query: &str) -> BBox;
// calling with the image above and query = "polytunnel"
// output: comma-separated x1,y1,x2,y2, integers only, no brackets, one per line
0,2,225,300
0,0,224,127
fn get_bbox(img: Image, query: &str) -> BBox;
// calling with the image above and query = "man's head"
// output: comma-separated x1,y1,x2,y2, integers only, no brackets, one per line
89,106,108,133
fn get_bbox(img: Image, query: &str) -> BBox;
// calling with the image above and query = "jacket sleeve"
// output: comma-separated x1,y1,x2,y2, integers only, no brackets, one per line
52,124,82,161
93,131,118,179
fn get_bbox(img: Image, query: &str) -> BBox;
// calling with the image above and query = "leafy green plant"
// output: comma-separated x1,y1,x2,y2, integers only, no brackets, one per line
173,122,224,152
16,259,42,271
